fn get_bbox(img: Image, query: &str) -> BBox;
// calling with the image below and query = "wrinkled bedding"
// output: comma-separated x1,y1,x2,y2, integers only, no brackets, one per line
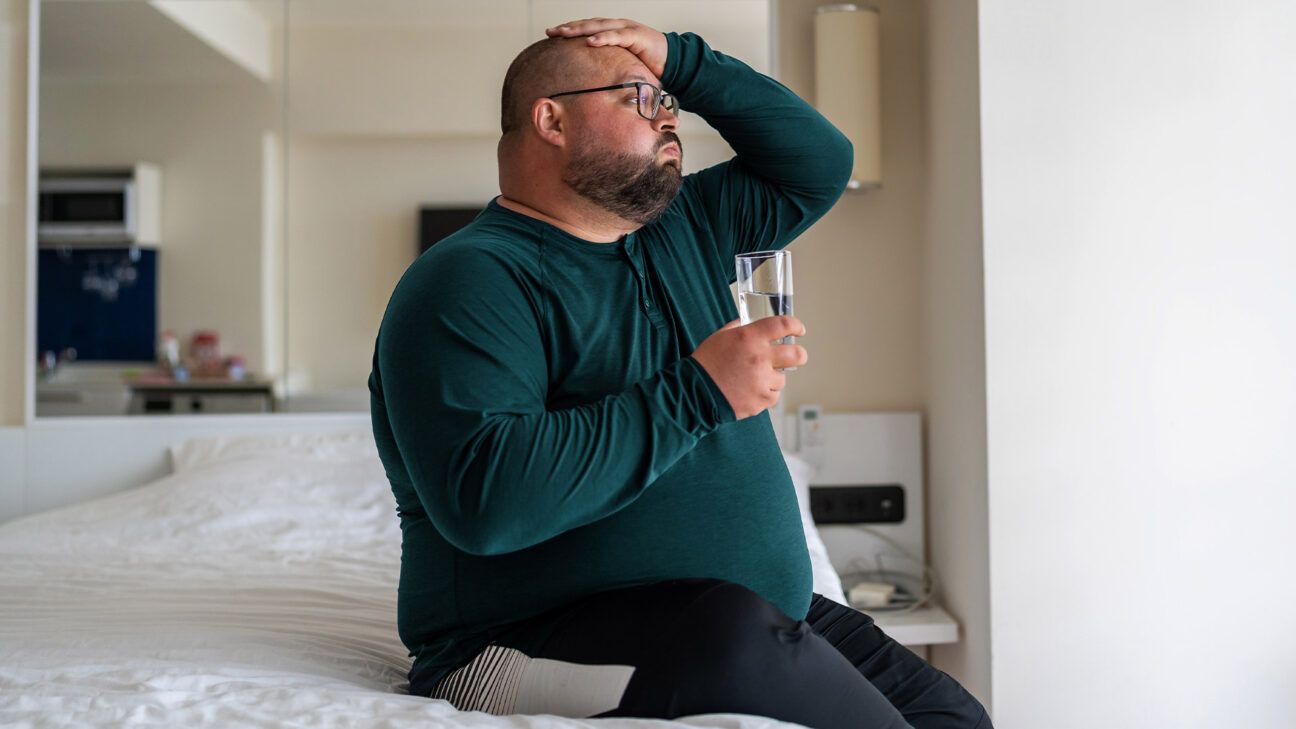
0,430,804,729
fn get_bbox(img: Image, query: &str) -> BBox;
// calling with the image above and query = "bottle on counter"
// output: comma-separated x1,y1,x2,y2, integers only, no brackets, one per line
225,355,247,381
157,331,181,373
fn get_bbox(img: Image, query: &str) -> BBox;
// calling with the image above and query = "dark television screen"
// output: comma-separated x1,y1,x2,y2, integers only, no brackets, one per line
419,206,484,255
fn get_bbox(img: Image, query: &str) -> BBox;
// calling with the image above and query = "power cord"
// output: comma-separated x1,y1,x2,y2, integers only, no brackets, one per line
835,524,939,615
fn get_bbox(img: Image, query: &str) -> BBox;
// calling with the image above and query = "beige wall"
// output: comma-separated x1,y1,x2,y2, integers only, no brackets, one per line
285,136,500,396
778,0,927,413
776,0,991,705
1,0,28,427
922,0,990,708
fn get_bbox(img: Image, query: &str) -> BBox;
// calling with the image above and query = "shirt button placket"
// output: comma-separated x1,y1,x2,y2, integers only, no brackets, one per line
625,249,650,310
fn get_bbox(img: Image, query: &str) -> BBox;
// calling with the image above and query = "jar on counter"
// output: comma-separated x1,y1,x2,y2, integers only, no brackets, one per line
190,331,221,376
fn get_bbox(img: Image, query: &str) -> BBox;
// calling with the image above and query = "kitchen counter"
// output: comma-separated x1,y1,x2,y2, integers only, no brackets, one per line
126,374,274,415
36,364,276,416
36,362,150,417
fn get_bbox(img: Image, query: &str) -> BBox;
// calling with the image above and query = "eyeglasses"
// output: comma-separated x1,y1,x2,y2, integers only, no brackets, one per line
547,81,679,121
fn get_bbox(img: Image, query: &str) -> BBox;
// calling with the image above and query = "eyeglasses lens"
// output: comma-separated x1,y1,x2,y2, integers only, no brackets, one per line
636,85,657,119
634,84,677,120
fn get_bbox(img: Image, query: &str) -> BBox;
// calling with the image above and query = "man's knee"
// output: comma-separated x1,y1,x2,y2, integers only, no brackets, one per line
619,580,911,727
646,580,810,692
676,579,799,642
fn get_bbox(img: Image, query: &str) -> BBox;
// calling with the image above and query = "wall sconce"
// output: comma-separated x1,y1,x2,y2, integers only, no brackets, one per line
814,3,882,191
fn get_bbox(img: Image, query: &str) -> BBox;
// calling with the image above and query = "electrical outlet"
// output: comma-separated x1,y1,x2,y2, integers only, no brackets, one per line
808,484,906,524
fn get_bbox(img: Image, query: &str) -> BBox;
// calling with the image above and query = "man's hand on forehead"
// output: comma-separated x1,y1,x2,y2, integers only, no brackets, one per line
545,18,668,81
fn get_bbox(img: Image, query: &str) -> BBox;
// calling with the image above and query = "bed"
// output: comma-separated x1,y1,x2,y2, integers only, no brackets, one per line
0,428,845,728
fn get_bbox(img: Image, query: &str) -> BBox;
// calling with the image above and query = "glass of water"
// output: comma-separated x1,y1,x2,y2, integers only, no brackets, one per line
735,249,796,372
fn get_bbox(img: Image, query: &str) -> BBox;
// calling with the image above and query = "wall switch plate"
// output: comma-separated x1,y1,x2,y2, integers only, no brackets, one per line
809,484,906,524
797,404,826,467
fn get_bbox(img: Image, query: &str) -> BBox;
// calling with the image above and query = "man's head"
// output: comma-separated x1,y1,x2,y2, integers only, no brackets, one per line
498,37,683,225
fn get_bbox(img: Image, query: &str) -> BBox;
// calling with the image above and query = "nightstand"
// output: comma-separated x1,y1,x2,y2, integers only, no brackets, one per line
864,604,959,661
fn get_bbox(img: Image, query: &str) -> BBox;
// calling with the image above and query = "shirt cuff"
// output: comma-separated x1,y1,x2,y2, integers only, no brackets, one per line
683,356,737,427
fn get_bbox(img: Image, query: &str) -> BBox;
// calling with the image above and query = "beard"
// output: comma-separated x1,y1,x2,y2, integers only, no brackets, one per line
562,134,683,225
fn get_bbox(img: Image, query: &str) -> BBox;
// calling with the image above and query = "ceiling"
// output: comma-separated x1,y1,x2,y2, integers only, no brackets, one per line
40,0,266,83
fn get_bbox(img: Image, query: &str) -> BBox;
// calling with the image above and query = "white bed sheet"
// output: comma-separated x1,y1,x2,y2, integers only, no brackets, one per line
0,430,808,729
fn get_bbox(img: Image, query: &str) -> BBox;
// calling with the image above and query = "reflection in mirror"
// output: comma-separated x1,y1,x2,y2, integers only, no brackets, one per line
35,0,285,417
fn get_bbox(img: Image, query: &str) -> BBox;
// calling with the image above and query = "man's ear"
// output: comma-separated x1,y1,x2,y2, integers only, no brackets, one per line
533,98,566,148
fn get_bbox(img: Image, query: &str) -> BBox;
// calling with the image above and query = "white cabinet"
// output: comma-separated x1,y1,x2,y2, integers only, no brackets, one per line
34,364,140,417
35,384,131,417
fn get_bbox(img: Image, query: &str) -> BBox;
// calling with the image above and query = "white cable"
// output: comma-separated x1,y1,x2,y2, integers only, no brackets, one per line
836,524,940,615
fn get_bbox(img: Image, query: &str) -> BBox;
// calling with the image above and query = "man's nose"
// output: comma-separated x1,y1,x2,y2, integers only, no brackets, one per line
652,105,679,132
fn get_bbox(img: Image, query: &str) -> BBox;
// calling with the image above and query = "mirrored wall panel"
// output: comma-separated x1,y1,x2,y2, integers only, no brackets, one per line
35,0,286,416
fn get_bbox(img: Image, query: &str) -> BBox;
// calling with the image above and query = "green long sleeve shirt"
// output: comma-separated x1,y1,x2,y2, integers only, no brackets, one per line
369,31,852,685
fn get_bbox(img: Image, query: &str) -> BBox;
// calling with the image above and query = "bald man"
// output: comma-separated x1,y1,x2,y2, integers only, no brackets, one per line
369,19,990,729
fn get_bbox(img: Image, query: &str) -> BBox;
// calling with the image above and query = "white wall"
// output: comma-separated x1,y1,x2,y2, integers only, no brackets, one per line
980,1,1296,726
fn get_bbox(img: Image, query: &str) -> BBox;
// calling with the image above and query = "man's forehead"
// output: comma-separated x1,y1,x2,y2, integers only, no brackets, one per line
617,72,658,85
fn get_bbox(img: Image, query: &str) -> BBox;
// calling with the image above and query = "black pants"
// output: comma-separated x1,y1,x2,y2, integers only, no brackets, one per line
411,579,990,729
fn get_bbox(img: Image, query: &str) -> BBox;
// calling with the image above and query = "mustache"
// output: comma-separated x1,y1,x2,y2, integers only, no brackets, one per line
657,133,683,153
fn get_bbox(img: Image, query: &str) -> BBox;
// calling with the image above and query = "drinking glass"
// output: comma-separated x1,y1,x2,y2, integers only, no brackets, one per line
735,249,796,372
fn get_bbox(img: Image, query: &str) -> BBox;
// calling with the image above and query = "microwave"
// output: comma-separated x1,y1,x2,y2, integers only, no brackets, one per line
38,163,161,247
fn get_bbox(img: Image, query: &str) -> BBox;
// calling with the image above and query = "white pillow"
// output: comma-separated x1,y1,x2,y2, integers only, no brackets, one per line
783,451,848,605
169,429,377,473
168,432,848,603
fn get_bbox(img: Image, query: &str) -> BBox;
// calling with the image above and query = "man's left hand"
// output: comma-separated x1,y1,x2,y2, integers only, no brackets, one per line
545,18,668,80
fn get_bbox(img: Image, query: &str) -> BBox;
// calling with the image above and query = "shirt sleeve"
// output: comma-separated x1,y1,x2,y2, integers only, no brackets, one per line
663,31,854,275
376,243,736,557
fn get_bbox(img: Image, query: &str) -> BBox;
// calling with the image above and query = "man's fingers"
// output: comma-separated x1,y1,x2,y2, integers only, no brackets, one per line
771,343,808,370
550,24,634,50
545,18,630,36
587,30,622,46
768,371,787,392
748,315,805,339
543,18,666,77
719,318,742,331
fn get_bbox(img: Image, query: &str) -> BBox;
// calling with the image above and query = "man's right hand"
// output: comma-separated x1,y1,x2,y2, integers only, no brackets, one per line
690,316,808,420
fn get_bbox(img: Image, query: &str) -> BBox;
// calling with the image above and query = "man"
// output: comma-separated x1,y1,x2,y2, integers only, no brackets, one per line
369,18,990,729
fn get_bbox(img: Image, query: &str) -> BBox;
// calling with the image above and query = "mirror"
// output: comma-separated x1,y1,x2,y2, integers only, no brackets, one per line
32,0,770,418
35,0,286,416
